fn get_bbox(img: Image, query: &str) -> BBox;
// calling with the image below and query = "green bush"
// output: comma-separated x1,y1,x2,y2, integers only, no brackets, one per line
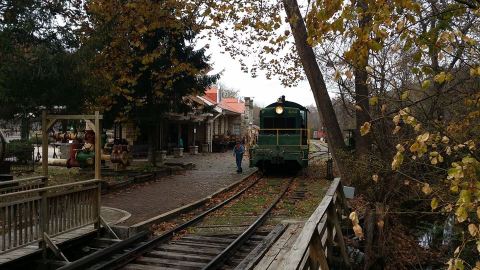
5,140,33,164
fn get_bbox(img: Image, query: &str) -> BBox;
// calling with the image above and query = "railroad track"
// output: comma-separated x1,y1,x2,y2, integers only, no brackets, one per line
56,176,293,270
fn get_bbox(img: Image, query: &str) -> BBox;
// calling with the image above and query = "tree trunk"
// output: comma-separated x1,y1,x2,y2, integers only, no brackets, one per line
354,61,371,157
20,115,29,141
282,0,349,179
353,0,372,158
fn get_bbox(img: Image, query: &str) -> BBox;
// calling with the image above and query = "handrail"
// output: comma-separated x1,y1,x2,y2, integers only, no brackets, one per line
282,178,351,270
0,176,47,186
0,179,100,199
0,179,102,253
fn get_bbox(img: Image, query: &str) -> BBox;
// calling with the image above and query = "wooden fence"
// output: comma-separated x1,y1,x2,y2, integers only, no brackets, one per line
0,179,101,253
0,176,47,195
282,178,351,270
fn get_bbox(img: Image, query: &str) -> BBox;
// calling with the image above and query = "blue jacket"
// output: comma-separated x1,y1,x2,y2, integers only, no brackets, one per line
233,144,245,156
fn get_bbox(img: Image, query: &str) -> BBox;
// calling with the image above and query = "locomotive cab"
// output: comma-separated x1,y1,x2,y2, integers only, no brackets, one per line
249,96,309,171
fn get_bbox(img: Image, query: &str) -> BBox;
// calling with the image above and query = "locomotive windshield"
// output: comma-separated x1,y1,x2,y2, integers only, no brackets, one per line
261,116,298,134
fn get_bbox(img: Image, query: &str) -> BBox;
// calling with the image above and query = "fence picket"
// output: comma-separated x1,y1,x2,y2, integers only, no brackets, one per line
0,179,100,254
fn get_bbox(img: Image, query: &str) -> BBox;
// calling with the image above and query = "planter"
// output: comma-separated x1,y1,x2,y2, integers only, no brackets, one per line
189,146,198,155
173,147,183,158
156,150,167,163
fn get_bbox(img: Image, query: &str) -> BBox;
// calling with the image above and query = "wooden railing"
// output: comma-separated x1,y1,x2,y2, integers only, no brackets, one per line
282,178,351,270
0,179,101,253
0,176,47,195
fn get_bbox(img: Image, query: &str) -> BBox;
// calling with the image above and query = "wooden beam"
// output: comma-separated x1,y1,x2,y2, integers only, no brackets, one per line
42,111,48,178
100,216,120,239
43,233,70,263
94,111,101,180
46,115,103,120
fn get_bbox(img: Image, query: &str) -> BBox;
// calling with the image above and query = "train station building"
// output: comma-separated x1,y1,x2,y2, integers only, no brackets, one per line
120,86,254,155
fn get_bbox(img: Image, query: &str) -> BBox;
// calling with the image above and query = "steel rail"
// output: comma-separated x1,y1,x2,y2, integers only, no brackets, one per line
56,231,149,270
92,175,263,270
202,177,294,270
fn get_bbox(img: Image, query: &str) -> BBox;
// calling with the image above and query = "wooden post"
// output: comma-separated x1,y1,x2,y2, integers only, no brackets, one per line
309,229,330,270
95,183,101,230
94,111,101,180
41,111,48,178
39,190,48,259
326,204,335,263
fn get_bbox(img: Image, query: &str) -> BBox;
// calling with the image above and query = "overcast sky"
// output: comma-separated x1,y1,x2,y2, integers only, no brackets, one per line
205,39,316,108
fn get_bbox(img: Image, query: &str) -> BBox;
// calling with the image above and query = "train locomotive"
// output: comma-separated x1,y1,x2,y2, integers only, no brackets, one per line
249,96,309,171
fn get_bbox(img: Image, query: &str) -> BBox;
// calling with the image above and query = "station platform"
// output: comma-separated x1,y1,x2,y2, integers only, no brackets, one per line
103,151,255,226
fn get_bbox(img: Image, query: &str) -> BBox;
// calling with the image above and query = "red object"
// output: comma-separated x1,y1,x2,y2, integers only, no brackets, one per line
66,142,81,168
204,87,218,103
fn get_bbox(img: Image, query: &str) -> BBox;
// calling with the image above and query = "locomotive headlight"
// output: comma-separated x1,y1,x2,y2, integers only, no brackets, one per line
275,105,284,114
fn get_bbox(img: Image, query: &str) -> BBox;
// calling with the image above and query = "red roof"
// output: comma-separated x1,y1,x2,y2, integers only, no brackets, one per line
201,86,245,114
204,87,218,104
219,98,245,114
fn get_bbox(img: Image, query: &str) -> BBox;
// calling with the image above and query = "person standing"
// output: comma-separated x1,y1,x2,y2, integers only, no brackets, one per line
233,141,245,173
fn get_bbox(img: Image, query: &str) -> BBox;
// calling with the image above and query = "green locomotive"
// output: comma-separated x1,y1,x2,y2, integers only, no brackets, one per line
249,96,309,171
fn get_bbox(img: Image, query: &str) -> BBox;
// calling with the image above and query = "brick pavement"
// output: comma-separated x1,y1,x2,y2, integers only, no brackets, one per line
101,151,254,226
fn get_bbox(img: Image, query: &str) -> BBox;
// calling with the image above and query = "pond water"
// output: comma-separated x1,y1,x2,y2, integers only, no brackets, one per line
418,214,455,249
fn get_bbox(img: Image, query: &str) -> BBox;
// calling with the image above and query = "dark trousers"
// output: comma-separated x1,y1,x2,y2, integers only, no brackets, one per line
235,154,243,172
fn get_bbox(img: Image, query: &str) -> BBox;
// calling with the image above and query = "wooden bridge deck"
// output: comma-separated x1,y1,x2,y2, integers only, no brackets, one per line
254,178,349,270
254,222,304,269
0,224,95,264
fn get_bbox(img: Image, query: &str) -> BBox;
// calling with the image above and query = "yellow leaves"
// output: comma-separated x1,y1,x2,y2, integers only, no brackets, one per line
400,90,409,100
421,80,431,89
396,20,405,32
447,258,465,270
410,142,420,152
349,211,359,224
429,151,443,165
470,67,480,77
349,211,364,239
418,132,430,143
360,122,371,136
396,144,405,152
353,224,364,239
372,174,379,183
392,125,401,134
422,183,432,195
455,206,468,223
468,223,479,237
448,164,464,180
434,72,453,84
365,66,374,74
369,96,378,106
393,114,401,125
431,197,439,210
477,207,480,219
391,151,404,170
458,190,471,205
